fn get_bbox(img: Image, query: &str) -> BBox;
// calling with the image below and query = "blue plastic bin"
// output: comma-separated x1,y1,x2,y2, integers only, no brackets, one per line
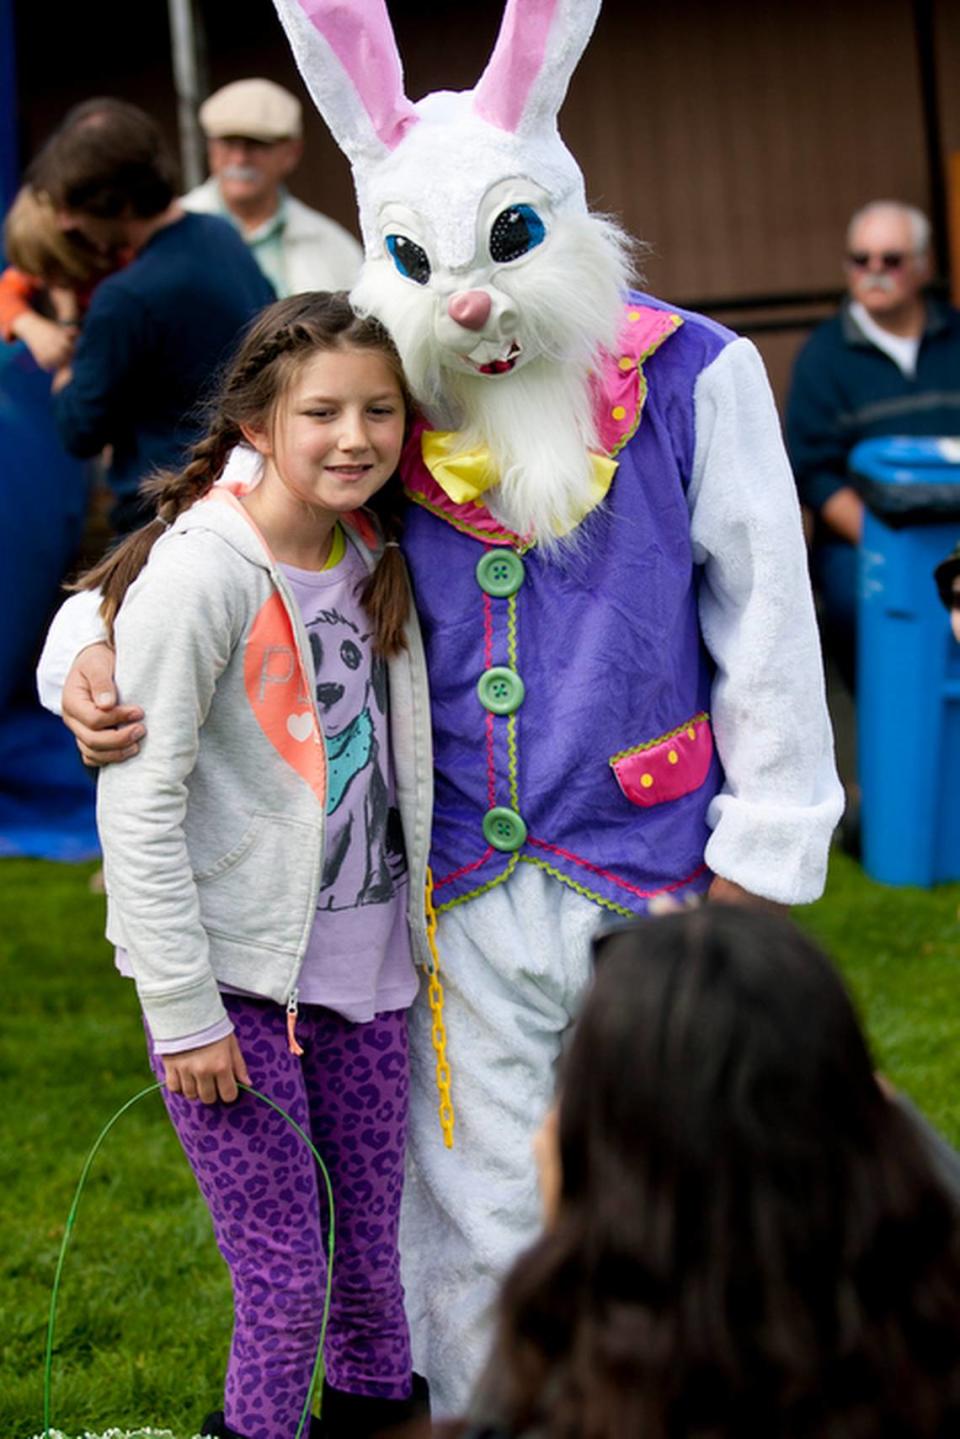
853,436,960,886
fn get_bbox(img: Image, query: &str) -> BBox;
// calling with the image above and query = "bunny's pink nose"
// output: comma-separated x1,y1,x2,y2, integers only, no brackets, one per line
448,290,492,331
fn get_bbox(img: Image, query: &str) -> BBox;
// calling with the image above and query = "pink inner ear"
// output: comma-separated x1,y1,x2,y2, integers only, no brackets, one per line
300,0,418,151
473,0,561,134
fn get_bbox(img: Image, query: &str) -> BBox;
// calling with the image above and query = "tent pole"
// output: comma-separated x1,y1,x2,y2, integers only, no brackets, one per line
167,0,207,192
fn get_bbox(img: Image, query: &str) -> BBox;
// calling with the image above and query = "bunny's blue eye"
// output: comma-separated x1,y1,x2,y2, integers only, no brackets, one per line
489,205,546,264
386,234,431,286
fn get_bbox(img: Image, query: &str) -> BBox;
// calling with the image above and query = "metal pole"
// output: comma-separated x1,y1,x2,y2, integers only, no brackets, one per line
167,0,207,192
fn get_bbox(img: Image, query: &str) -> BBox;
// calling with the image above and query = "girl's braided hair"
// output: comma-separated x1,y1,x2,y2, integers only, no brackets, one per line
75,291,412,655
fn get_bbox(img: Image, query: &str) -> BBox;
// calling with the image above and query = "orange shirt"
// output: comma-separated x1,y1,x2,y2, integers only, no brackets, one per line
0,267,41,342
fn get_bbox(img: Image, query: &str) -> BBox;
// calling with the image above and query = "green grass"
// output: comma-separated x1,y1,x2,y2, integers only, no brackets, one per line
1,852,959,1438
0,860,229,1439
794,852,960,1143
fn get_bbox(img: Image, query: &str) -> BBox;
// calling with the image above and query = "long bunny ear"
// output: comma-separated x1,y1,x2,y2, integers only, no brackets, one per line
472,0,602,136
272,0,419,166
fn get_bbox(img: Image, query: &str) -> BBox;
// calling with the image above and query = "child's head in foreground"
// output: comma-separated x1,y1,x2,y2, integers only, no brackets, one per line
491,905,960,1439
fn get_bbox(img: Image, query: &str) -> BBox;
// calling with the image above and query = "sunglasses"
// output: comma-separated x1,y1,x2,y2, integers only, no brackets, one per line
846,251,908,271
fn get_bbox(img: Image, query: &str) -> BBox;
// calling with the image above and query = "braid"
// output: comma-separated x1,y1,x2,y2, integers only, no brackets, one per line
72,415,241,640
227,321,316,396
360,478,411,657
142,418,238,524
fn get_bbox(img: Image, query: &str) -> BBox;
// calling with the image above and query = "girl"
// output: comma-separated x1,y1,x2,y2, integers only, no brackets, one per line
81,292,433,1439
1,183,117,370
459,907,960,1439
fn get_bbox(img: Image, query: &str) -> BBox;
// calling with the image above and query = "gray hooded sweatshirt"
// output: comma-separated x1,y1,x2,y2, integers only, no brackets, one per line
98,488,433,1043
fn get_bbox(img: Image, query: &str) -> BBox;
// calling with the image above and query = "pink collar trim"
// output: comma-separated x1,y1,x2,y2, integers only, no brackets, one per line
399,300,683,545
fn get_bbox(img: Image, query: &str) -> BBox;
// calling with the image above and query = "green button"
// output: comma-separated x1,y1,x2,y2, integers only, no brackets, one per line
477,666,525,715
482,806,528,852
476,549,525,597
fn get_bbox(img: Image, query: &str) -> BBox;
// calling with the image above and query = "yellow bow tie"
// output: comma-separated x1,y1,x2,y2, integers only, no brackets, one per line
421,430,618,526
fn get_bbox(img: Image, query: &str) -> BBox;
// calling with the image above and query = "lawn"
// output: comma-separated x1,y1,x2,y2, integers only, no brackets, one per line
1,851,959,1439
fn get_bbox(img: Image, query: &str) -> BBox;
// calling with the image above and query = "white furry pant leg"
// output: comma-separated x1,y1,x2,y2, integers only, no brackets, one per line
399,863,604,1417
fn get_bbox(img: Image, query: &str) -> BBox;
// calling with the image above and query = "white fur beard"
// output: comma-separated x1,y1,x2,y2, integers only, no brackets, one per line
351,211,638,543
445,357,598,546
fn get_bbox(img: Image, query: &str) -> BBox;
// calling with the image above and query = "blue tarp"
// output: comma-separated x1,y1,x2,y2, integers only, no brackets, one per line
0,341,97,861
0,705,98,861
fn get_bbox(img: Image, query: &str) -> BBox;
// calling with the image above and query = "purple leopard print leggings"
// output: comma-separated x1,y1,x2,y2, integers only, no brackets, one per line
146,995,412,1439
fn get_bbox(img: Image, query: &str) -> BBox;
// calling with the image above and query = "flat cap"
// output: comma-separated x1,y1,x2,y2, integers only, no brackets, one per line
199,79,302,142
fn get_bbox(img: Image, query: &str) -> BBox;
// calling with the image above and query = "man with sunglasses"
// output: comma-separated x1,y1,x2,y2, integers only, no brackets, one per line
786,201,960,690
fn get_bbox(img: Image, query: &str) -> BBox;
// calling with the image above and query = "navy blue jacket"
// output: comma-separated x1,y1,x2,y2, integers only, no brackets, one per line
786,299,960,515
54,212,274,502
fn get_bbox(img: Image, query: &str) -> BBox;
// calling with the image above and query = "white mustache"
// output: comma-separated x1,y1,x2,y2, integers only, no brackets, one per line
220,164,261,184
859,271,896,292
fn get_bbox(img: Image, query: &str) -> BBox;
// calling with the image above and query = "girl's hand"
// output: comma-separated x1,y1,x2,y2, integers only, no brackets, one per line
163,1034,251,1104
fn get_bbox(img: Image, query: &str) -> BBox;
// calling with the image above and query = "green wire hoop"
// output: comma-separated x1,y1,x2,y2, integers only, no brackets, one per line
43,1081,336,1439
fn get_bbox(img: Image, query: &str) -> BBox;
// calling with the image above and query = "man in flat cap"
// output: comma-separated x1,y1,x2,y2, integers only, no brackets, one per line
182,77,362,296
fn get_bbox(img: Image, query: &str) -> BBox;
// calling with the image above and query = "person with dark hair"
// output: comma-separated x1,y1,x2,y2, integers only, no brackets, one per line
30,97,275,533
72,291,432,1439
457,906,960,1439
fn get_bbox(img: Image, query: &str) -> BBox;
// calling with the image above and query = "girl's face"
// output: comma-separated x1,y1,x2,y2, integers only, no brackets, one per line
249,345,406,518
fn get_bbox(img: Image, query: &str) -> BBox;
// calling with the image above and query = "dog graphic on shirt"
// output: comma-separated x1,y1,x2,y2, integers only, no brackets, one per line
307,607,407,909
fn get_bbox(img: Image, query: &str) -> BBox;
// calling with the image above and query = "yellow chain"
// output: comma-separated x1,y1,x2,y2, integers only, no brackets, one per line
424,867,455,1148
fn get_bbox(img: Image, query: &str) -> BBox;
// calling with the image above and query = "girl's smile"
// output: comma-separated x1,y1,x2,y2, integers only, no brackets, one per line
242,345,406,566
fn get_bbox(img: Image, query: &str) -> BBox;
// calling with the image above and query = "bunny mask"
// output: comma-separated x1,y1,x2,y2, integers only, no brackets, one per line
272,0,632,539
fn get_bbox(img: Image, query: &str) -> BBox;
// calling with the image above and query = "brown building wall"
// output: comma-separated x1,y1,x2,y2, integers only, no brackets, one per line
14,0,954,402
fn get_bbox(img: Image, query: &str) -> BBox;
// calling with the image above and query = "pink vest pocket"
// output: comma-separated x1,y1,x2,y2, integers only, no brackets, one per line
610,713,713,807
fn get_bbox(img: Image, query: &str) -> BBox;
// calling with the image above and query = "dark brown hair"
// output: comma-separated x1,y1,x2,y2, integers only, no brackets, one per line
76,291,412,655
483,907,960,1439
30,98,176,219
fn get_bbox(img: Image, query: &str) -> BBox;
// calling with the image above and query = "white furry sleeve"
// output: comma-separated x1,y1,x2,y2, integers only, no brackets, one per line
688,336,844,904
36,588,109,715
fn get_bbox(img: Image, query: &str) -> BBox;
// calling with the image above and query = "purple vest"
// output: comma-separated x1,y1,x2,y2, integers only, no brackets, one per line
400,295,732,918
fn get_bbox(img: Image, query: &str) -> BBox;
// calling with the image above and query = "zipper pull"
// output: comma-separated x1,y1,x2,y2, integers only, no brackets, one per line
286,989,304,1058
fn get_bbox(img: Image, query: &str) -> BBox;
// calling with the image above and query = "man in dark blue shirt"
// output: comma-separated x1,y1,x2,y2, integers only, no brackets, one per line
787,201,960,688
34,99,275,532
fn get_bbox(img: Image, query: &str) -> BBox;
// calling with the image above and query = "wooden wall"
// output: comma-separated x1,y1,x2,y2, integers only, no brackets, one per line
13,0,956,403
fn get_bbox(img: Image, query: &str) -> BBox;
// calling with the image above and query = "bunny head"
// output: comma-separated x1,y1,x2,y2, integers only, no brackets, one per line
274,0,633,539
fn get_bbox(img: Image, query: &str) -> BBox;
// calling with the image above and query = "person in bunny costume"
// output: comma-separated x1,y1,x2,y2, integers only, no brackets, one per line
266,0,843,1412
40,0,843,1418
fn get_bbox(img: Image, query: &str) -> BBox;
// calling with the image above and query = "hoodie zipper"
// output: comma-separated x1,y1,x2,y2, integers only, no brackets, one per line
286,987,304,1057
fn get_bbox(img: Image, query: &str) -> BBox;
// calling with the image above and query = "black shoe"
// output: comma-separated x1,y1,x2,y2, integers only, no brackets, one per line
312,1373,430,1437
200,1411,248,1439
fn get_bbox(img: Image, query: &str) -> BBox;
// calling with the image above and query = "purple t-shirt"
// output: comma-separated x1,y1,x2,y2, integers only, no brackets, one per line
118,536,417,1050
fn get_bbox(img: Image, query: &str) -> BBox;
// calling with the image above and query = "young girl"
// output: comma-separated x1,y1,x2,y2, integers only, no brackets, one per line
457,907,960,1439
1,183,116,370
81,292,432,1439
